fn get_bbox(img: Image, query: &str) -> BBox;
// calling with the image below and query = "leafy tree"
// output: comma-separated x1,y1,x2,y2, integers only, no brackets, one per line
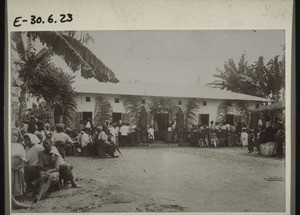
209,53,285,101
11,31,119,125
21,55,77,127
209,53,285,126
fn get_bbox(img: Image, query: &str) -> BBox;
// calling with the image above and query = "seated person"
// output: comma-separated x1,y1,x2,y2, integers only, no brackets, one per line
34,139,61,202
23,133,44,193
51,124,75,159
11,127,28,208
34,139,80,202
98,126,116,158
80,128,93,156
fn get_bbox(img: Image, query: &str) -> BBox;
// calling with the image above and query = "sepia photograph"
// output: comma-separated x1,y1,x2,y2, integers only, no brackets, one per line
9,30,287,213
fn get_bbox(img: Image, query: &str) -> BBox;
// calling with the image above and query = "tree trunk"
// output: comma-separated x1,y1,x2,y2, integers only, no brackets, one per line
48,101,55,128
18,88,26,122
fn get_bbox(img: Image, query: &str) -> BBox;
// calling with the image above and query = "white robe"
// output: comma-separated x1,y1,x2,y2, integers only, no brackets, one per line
241,132,248,147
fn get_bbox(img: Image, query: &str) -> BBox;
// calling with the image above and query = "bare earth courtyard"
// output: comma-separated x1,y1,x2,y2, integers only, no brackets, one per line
15,144,285,213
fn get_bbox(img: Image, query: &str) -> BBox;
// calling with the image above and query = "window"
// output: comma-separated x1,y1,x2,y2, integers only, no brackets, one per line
86,97,91,102
115,98,120,103
142,99,146,104
178,100,182,105
203,101,207,106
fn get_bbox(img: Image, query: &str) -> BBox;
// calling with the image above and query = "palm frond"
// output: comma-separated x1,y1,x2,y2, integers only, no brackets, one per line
29,31,119,83
123,95,151,126
185,98,201,129
94,96,112,126
216,101,232,124
234,101,251,126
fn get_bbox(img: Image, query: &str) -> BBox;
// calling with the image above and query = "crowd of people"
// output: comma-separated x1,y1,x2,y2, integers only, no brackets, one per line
11,116,285,209
11,122,82,209
185,120,285,157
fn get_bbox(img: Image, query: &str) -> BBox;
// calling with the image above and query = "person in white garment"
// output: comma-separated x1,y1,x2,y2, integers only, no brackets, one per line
148,126,155,141
241,127,248,147
119,123,129,146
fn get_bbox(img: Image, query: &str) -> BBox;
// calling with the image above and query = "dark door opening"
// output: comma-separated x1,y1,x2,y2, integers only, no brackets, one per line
112,112,122,124
199,114,209,126
83,112,92,124
154,113,169,141
226,114,234,125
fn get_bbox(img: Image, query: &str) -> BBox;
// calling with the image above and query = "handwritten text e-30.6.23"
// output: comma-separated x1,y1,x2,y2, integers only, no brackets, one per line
13,14,73,27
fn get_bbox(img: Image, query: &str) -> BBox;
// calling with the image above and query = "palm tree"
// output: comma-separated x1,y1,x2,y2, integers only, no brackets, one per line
216,100,251,126
123,95,152,127
11,31,119,124
93,96,112,127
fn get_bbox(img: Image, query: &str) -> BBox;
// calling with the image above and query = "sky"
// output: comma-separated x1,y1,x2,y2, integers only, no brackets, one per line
51,30,285,87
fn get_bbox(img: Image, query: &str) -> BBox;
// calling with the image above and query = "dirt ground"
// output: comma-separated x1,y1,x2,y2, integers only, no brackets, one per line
14,144,285,213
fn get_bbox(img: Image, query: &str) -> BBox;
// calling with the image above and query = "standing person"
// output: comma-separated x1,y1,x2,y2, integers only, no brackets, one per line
11,128,27,201
210,125,219,148
167,124,173,144
227,127,235,147
114,123,120,146
241,127,248,147
255,126,264,153
275,122,285,158
34,121,46,141
23,133,45,193
28,116,37,134
201,125,209,147
235,122,242,145
248,129,255,153
109,123,116,144
119,123,129,147
51,124,75,159
148,125,155,142
264,121,276,143
197,124,203,147
208,121,214,147
129,124,137,146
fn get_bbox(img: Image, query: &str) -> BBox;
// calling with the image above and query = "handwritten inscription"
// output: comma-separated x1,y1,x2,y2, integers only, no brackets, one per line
13,14,73,27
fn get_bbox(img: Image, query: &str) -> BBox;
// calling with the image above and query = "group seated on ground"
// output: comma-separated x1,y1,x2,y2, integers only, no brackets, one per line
11,125,81,209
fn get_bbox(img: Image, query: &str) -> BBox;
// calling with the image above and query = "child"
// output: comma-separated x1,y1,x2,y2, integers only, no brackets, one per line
241,128,248,147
